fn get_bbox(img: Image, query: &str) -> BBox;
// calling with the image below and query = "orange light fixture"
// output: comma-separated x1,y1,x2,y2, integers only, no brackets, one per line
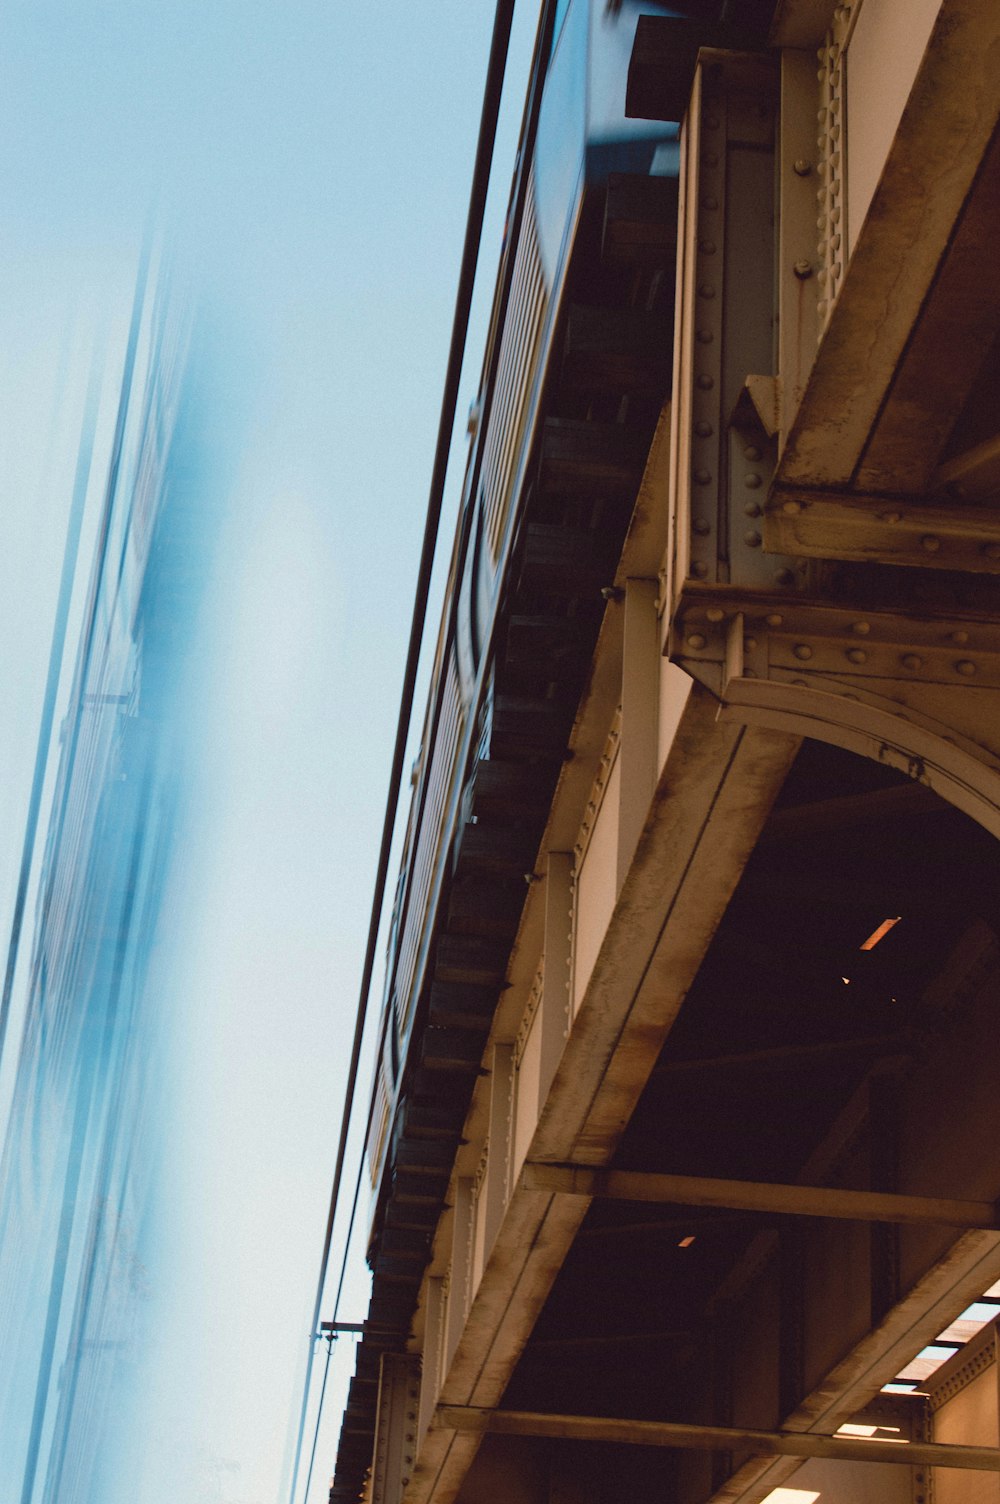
859,916,901,951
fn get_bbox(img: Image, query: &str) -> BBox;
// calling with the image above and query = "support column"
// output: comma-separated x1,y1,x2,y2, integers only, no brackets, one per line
538,851,573,1104
371,1352,421,1504
445,1178,472,1370
870,1078,902,1327
779,1225,806,1418
418,1277,444,1447
711,1301,736,1494
618,578,659,889
777,47,821,440
484,1043,513,1256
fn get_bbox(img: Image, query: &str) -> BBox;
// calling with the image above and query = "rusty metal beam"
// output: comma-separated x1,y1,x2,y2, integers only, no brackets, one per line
856,123,1000,494
521,1163,999,1229
765,486,1000,571
436,1406,1000,1472
759,783,942,843
778,0,1000,490
934,434,1000,505
410,700,800,1504
707,1227,1000,1503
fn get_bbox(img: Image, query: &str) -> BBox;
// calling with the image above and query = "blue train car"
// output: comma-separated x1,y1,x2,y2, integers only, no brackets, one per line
334,2,772,1496
368,0,684,1212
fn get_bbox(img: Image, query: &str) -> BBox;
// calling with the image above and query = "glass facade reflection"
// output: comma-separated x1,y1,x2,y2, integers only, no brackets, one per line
0,273,208,1504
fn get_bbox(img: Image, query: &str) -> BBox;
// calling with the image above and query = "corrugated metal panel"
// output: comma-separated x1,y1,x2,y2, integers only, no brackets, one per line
481,167,548,567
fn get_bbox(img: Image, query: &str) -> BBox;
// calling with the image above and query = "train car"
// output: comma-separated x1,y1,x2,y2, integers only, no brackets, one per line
366,0,684,1237
335,2,773,1497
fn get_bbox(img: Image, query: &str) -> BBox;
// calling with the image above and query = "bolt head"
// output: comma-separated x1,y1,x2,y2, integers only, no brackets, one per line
846,648,867,664
956,659,976,677
782,499,801,514
793,158,813,176
793,643,813,660
793,259,813,279
920,534,941,553
743,530,762,548
901,653,923,671
765,613,783,627
852,620,871,635
745,473,763,489
686,633,707,650
706,607,725,622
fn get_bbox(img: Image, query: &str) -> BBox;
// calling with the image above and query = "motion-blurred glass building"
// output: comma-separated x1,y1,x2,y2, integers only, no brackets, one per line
0,273,213,1504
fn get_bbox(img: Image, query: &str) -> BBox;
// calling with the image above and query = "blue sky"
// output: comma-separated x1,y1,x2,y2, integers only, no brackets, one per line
0,4,538,1501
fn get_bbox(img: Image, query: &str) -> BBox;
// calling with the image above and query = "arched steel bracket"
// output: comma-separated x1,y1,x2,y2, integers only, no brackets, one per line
719,676,1000,840
668,586,1000,837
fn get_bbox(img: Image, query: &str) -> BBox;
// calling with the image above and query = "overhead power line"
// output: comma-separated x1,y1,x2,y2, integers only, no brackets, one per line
286,5,518,1500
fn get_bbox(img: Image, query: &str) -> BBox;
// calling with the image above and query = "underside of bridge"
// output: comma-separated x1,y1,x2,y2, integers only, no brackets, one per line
460,742,1000,1504
330,2,1000,1502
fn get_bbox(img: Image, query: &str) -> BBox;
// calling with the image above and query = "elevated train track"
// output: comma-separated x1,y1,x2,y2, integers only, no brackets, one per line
323,2,1000,1503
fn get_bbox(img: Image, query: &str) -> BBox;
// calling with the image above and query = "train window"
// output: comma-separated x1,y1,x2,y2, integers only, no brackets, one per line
470,500,486,667
455,497,483,700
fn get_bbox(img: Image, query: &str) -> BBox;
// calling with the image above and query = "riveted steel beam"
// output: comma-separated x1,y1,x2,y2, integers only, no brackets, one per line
766,486,1000,573
778,0,1000,490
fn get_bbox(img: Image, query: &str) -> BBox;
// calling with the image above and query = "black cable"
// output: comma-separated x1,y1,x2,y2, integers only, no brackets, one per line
294,1003,386,1504
301,1337,335,1503
296,1008,385,1500
285,6,517,1500
366,0,556,1087
293,10,561,1496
